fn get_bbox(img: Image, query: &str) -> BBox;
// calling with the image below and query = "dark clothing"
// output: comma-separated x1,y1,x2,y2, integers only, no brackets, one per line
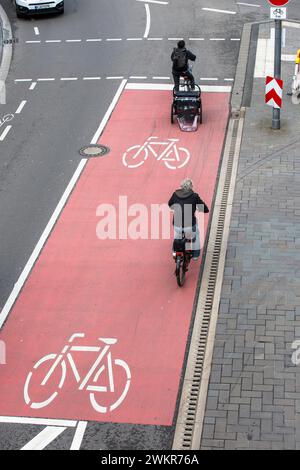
171,47,196,91
168,189,209,228
171,48,196,72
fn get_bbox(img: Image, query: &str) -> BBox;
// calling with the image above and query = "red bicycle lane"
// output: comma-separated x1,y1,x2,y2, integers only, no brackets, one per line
0,85,229,425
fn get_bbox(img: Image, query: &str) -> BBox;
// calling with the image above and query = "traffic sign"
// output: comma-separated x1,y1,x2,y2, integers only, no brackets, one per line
270,7,286,19
268,0,289,5
265,76,283,108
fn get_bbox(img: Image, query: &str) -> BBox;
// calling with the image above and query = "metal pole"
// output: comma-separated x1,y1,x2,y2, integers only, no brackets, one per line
272,19,282,130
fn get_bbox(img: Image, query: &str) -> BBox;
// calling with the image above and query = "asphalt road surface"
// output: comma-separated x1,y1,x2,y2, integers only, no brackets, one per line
0,0,299,451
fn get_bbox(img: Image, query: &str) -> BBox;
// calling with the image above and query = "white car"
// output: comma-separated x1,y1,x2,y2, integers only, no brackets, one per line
15,0,64,18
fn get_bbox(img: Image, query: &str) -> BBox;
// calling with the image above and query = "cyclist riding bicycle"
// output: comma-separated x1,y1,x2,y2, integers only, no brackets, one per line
168,178,209,260
171,40,196,92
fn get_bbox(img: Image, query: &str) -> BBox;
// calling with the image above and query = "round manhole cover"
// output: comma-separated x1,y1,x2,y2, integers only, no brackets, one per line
79,144,110,158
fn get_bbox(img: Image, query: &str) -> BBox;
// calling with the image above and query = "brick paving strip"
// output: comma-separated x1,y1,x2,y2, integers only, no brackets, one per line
200,21,300,450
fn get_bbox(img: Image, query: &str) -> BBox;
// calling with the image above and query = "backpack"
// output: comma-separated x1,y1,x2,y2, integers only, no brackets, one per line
173,48,187,69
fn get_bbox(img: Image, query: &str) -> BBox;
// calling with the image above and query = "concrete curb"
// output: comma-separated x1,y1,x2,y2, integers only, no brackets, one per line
0,4,13,104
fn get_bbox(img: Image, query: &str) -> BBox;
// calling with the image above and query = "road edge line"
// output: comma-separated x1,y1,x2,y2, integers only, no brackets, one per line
0,79,127,330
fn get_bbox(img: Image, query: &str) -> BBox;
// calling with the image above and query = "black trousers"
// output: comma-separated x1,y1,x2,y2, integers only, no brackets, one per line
172,69,195,91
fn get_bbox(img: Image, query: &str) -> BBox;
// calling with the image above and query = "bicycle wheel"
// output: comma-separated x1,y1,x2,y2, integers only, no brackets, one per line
175,256,185,287
89,358,131,413
24,354,66,409
122,145,148,168
164,146,190,170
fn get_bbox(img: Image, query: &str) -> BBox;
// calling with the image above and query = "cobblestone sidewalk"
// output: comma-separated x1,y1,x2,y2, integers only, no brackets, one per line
200,22,300,450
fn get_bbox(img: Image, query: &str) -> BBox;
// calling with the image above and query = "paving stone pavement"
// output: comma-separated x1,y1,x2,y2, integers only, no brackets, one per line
200,22,300,450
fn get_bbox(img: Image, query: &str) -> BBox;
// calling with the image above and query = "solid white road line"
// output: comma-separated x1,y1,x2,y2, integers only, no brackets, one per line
125,83,232,92
0,416,77,426
202,7,236,14
0,125,12,141
0,80,127,329
15,100,26,114
70,421,88,450
144,3,151,38
21,426,67,450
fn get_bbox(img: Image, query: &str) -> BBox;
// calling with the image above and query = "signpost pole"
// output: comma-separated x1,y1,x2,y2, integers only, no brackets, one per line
272,18,282,129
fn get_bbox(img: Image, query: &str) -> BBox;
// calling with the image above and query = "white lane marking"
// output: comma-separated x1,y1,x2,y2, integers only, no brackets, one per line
37,78,55,81
66,39,82,43
189,38,205,41
237,2,261,6
231,38,241,41
168,38,183,41
210,38,226,41
29,82,37,90
126,83,232,92
224,78,234,81
86,38,102,42
0,80,127,329
147,37,163,40
137,0,168,4
144,3,151,38
34,27,39,36
92,79,127,143
0,416,77,426
106,76,124,79
60,77,78,81
26,40,41,43
130,76,147,79
0,125,12,141
153,76,170,79
106,38,122,41
200,77,219,81
70,422,88,450
83,76,102,80
15,79,32,82
15,100,27,114
21,426,67,450
126,37,143,41
202,7,236,14
46,40,62,43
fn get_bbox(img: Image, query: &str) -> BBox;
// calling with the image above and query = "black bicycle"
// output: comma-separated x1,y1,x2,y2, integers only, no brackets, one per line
173,235,194,287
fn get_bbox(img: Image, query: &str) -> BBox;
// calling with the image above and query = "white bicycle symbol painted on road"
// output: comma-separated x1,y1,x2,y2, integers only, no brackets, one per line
122,136,190,170
0,114,14,128
24,334,131,413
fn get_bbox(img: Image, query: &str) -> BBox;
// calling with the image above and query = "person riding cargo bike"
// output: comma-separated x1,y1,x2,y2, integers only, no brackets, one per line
171,40,196,91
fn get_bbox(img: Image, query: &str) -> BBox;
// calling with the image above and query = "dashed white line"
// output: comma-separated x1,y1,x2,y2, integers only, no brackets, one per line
37,78,55,81
210,38,226,41
168,38,184,41
46,40,62,43
66,39,82,43
106,38,122,42
15,100,26,114
70,422,88,451
189,38,205,41
86,39,102,42
137,0,168,4
147,38,163,41
106,76,124,80
21,427,67,451
0,125,12,141
126,38,143,41
83,77,101,80
237,2,261,7
202,7,236,14
29,82,37,90
231,38,241,41
129,76,148,79
60,77,78,81
26,40,41,44
34,26,39,36
200,78,219,81
153,76,170,80
15,79,32,82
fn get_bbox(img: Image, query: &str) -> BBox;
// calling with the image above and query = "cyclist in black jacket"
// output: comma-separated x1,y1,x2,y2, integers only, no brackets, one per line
171,40,196,91
168,178,209,260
